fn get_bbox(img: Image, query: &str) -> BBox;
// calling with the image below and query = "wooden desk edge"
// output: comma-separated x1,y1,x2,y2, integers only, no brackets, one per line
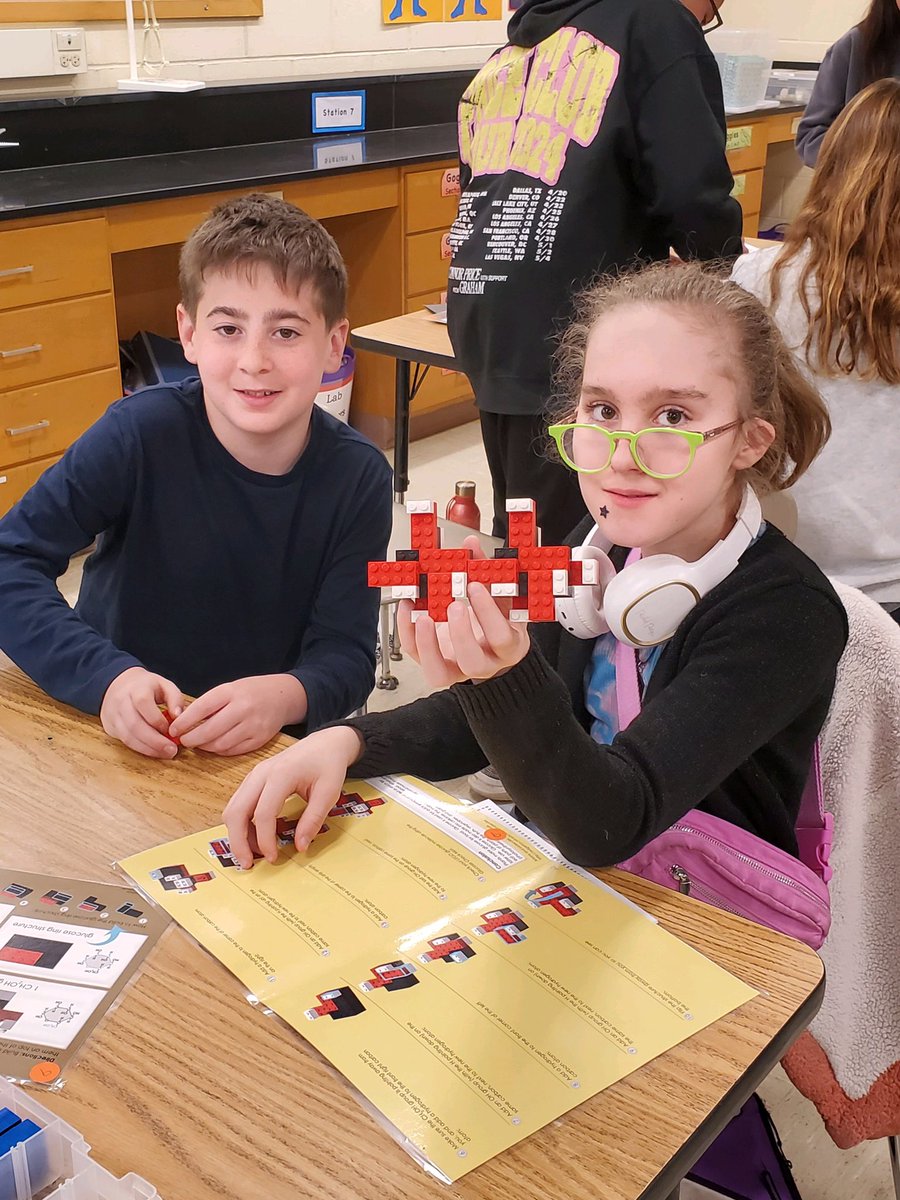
639,970,825,1199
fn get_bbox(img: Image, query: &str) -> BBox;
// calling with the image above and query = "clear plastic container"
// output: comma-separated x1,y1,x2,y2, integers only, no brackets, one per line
0,1079,157,1200
707,28,776,111
766,68,818,105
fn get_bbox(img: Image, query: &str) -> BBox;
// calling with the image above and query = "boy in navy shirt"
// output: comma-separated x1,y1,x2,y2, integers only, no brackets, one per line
0,194,392,758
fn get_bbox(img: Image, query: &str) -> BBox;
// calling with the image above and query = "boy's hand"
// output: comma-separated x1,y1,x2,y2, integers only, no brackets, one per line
169,674,307,756
223,726,364,867
100,667,185,759
398,563,530,690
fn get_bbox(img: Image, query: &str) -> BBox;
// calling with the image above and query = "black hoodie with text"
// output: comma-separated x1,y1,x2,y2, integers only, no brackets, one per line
446,0,743,415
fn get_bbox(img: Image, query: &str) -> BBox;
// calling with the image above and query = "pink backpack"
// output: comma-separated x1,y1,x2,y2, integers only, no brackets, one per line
614,637,833,949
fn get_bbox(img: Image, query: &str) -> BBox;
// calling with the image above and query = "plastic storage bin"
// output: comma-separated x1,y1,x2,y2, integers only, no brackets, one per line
0,1079,156,1200
314,348,355,424
707,29,776,112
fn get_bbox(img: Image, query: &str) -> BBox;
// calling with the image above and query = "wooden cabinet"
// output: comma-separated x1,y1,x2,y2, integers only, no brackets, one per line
726,118,773,239
0,455,63,518
401,161,473,426
0,215,122,513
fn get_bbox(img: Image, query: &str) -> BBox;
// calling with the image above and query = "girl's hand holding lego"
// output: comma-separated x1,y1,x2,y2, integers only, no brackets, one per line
398,556,530,689
223,725,364,868
168,674,307,755
100,666,185,759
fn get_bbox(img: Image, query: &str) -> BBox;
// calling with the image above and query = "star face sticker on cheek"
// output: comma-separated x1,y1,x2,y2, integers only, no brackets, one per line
598,506,609,519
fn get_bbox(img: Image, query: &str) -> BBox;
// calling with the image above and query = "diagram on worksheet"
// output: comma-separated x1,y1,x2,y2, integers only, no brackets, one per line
121,776,757,1183
0,871,169,1087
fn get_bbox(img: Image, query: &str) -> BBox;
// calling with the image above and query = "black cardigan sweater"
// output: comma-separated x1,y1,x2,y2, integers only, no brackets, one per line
348,524,848,868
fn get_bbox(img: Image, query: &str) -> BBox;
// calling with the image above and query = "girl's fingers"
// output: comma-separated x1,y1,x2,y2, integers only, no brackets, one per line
466,582,520,653
446,599,492,678
411,613,462,688
463,535,487,561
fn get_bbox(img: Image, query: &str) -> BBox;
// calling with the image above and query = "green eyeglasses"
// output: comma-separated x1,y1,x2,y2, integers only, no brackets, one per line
547,420,743,480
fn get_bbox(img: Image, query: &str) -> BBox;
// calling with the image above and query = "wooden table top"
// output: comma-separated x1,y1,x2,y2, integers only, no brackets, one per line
351,310,457,369
0,664,824,1200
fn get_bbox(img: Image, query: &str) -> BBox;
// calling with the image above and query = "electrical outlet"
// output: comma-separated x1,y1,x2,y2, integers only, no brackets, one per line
0,27,86,77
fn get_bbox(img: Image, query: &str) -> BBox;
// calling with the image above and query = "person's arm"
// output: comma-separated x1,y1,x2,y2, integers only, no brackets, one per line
288,455,394,729
795,38,853,168
634,52,743,261
0,409,146,713
449,582,846,866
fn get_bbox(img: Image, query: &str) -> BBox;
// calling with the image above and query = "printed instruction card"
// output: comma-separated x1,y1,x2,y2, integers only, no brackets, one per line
120,776,756,1181
0,870,169,1087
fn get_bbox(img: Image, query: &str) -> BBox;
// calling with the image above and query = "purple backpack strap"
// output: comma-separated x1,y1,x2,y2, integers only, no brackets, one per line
612,610,832,884
795,742,833,883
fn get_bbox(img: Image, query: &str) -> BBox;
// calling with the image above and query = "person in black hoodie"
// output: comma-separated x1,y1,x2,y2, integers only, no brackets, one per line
447,0,742,544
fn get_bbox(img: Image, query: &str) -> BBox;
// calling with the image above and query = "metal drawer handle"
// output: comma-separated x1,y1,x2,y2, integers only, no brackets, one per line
0,266,33,279
5,419,49,436
0,344,42,359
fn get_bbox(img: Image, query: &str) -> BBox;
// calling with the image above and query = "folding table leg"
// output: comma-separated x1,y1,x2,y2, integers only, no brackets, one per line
393,358,411,504
376,601,399,690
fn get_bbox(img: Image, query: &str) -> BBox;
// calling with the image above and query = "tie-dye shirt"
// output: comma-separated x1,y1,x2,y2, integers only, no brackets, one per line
584,635,664,746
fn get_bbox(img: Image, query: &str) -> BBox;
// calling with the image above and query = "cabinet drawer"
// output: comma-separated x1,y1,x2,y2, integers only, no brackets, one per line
405,229,452,298
725,122,768,173
0,219,112,312
0,454,62,518
0,368,121,469
731,168,764,217
404,166,461,234
742,212,761,239
0,293,119,392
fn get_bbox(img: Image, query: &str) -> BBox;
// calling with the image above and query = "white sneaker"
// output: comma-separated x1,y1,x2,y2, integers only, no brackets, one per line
468,764,512,805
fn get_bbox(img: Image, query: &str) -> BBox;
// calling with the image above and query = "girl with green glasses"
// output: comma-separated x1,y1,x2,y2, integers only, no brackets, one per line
223,263,847,898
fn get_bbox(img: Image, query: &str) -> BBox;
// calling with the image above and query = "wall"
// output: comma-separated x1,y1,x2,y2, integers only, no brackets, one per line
722,0,868,61
0,0,506,96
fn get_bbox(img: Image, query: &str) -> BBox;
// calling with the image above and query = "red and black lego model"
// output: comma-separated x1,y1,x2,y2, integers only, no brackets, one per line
525,882,583,916
474,908,529,944
149,865,216,894
208,838,241,869
368,498,602,624
419,933,476,964
304,987,366,1021
360,961,420,992
328,792,386,819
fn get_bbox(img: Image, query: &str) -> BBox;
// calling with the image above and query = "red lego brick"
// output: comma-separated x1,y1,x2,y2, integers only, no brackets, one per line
467,559,519,585
526,570,557,621
507,510,538,549
518,545,571,569
368,561,418,588
409,511,441,550
426,571,455,622
568,561,584,586
417,548,471,571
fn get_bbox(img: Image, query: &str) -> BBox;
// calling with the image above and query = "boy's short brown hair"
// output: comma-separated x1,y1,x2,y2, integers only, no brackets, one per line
179,193,348,328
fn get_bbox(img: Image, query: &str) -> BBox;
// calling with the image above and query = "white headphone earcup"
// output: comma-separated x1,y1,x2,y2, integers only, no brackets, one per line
603,556,701,648
555,546,616,639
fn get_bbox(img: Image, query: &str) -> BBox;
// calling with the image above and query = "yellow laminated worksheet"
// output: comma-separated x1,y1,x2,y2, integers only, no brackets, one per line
120,776,756,1182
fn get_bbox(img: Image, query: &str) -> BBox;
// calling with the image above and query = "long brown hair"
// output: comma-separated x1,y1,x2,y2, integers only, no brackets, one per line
552,262,830,493
771,78,900,383
858,0,900,85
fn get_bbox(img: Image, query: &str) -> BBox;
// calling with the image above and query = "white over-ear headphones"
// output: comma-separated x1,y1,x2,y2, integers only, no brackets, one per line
555,486,763,648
